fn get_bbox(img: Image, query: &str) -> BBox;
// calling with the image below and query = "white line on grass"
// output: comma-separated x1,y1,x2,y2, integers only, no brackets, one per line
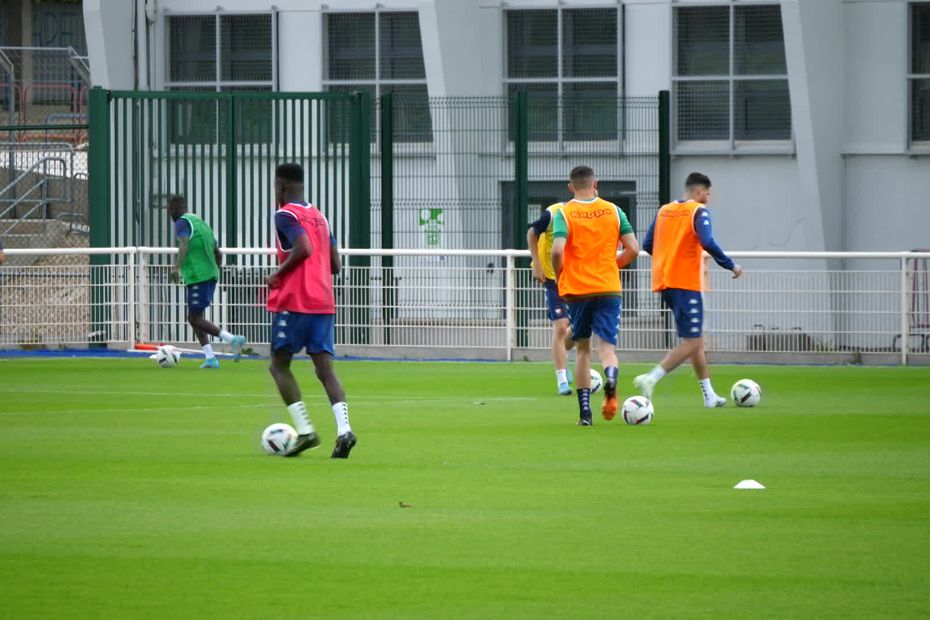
0,386,536,402
0,402,277,417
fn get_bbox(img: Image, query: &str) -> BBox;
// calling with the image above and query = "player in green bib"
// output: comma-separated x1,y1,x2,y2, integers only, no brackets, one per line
168,195,246,367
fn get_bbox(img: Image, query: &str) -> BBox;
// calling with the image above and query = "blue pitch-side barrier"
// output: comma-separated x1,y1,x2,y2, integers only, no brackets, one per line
0,348,507,363
0,349,908,367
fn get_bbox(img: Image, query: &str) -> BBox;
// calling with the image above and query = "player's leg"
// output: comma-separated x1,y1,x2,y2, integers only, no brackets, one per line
690,333,725,408
574,338,594,426
187,281,247,364
307,314,356,459
545,280,572,394
592,297,622,420
568,300,594,426
310,353,356,458
268,312,319,456
634,289,696,398
552,318,572,395
185,282,220,368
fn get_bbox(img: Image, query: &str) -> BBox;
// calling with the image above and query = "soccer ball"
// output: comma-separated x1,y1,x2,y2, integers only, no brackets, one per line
621,396,654,425
731,379,762,407
152,345,181,368
261,423,298,455
589,369,603,393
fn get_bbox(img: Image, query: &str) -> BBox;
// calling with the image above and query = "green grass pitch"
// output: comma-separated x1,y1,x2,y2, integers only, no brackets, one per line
1,357,929,618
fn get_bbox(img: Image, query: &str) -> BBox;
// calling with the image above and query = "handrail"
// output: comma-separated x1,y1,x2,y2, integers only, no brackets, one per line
0,48,13,81
0,155,68,207
0,155,70,236
67,47,91,86
0,178,51,228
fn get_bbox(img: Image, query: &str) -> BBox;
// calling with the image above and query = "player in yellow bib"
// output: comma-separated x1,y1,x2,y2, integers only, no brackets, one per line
527,202,574,395
551,166,639,425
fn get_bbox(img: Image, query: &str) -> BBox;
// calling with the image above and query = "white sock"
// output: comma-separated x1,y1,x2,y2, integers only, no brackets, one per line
699,378,718,400
647,365,667,382
556,369,568,384
202,344,215,359
332,402,351,436
287,401,315,436
218,329,234,343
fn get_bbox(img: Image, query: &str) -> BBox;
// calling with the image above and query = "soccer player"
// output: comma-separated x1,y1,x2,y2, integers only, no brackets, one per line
168,196,246,367
633,172,743,407
527,202,574,395
551,166,639,426
266,163,356,459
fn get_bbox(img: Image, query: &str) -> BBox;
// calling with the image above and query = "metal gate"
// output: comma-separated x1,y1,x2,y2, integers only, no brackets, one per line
86,88,371,345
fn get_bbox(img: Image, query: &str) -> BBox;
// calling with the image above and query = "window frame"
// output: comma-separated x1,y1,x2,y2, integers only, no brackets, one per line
671,1,793,155
321,8,431,145
909,1,930,150
163,10,278,92
502,5,624,146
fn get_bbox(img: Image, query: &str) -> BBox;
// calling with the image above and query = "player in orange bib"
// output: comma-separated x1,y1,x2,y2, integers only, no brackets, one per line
551,166,639,425
634,173,743,407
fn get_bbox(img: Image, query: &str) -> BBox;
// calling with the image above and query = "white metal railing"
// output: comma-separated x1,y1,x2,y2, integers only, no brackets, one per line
2,247,930,364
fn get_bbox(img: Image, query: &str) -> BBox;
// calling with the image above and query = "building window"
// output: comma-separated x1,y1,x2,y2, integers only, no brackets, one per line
673,4,791,149
164,14,275,145
504,8,620,142
911,2,930,144
166,13,275,91
323,11,430,143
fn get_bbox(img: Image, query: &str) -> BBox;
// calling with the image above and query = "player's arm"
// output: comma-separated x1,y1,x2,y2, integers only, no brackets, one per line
642,217,656,256
526,211,551,284
550,209,568,278
170,219,192,283
267,211,313,289
213,237,222,267
329,234,341,275
617,233,640,269
0,237,5,265
615,207,639,269
695,207,742,278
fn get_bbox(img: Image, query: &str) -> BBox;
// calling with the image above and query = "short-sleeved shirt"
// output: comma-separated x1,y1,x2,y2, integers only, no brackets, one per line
266,202,336,315
175,218,193,239
552,197,633,300
529,203,563,281
274,209,337,251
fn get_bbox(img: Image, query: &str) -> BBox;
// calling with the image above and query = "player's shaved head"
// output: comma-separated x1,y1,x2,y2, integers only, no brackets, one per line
275,163,305,206
685,172,711,189
569,165,596,189
275,163,304,184
684,172,712,204
167,195,187,221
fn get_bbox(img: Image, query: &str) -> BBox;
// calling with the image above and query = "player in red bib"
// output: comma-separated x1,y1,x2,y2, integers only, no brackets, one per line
266,163,356,458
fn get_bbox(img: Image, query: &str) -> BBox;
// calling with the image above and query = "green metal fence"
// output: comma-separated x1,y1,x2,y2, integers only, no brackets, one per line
373,93,668,253
89,87,370,254
85,88,667,346
87,87,371,345
88,88,666,254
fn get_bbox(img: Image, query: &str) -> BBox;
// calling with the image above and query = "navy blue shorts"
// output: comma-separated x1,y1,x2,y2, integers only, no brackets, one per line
271,311,336,356
567,296,622,345
544,279,569,322
186,280,217,311
661,288,704,338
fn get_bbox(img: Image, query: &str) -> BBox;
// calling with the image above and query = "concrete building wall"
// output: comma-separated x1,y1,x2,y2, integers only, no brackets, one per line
83,0,928,253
